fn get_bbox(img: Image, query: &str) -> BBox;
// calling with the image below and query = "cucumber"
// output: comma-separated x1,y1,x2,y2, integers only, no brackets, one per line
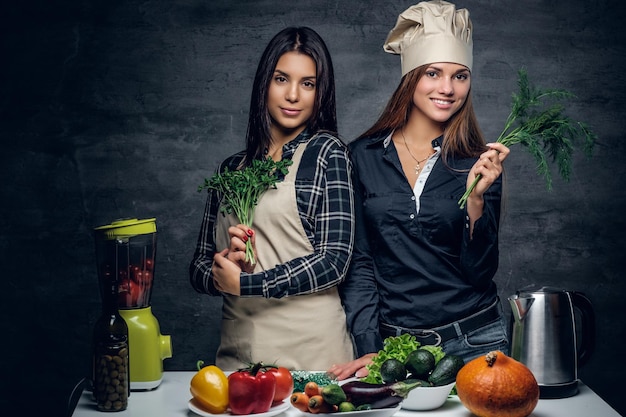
428,354,465,386
321,383,347,405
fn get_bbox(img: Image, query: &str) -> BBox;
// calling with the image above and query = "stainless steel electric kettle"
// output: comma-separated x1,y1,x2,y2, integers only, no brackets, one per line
508,286,595,399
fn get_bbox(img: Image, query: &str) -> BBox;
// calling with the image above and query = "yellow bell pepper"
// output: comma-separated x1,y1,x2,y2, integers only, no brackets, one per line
190,361,229,413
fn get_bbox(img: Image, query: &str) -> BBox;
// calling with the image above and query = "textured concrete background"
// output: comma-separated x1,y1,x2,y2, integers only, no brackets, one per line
1,0,625,416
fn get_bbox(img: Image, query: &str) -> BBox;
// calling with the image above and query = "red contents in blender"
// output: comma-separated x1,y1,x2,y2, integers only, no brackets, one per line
118,265,153,308
98,232,156,309
117,264,154,308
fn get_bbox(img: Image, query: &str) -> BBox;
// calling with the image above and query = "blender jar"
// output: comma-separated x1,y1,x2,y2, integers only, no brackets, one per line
94,218,157,309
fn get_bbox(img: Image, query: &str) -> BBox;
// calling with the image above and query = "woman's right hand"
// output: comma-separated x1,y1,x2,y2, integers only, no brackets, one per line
227,224,256,273
327,353,377,381
212,249,242,295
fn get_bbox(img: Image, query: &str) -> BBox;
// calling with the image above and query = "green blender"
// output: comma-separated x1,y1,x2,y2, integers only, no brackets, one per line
94,218,172,391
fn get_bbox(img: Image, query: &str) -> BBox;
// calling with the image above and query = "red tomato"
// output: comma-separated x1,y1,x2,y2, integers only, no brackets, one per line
118,278,142,307
268,366,294,404
118,268,129,282
132,269,153,285
144,258,155,271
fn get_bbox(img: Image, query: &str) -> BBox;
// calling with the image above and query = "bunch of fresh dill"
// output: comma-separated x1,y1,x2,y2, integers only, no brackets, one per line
198,157,293,264
458,68,596,209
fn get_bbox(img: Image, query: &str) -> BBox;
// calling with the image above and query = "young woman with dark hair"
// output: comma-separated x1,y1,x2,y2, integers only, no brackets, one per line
190,26,355,370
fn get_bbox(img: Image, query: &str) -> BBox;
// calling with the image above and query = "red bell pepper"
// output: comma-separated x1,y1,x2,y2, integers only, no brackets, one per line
228,363,276,415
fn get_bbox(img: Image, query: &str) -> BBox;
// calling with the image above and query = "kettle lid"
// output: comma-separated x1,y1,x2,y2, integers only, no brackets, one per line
516,284,567,296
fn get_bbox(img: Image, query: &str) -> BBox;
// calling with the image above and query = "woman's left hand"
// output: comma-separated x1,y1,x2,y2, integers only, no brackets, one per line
467,142,510,199
227,225,256,274
212,249,242,295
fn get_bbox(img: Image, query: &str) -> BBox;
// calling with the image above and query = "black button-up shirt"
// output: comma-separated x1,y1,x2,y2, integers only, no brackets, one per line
341,132,501,356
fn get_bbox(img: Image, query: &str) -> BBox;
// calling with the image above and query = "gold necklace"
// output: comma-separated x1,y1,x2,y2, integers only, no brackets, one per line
401,128,434,174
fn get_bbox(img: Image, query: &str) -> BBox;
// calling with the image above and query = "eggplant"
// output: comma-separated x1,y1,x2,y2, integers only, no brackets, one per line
364,394,403,409
341,380,427,409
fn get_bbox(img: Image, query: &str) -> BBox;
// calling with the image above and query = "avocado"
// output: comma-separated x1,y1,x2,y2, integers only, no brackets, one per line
405,348,436,379
428,354,465,386
380,358,407,383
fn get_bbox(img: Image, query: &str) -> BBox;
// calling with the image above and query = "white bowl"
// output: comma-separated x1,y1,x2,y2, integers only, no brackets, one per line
401,382,456,411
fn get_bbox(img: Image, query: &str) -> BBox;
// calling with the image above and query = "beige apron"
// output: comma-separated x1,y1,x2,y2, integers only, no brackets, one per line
214,140,355,370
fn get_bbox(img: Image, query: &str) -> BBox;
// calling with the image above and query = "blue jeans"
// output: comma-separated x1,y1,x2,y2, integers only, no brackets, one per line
441,311,509,364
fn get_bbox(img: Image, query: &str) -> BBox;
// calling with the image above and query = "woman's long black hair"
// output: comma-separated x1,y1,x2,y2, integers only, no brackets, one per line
243,27,337,165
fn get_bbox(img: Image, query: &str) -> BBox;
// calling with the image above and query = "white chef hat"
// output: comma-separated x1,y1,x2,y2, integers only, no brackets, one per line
384,0,473,76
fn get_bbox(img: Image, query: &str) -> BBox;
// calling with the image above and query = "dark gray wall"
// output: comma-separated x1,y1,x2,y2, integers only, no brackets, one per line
2,1,625,416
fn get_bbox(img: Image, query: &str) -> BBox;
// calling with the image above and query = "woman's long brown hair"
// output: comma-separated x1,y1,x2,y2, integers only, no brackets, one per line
357,65,486,160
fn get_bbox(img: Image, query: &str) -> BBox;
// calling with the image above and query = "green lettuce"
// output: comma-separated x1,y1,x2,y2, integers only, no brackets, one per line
362,334,419,384
361,335,448,384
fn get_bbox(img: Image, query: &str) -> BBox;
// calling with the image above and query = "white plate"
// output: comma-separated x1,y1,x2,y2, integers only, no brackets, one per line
188,399,290,417
292,404,401,417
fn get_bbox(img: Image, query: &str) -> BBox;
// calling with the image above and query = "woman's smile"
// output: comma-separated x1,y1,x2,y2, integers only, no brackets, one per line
431,98,455,108
411,62,470,124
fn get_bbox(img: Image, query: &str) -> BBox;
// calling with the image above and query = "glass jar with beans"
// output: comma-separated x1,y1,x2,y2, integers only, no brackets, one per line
93,341,129,411
92,257,130,412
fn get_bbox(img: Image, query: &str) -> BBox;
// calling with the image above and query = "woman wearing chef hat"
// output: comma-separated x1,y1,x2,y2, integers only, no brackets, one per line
332,0,511,379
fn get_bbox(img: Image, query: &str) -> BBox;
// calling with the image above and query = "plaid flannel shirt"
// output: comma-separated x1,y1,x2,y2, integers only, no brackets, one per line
189,131,354,298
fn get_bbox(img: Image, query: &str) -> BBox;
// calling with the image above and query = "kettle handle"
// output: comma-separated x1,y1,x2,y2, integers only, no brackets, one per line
572,291,595,367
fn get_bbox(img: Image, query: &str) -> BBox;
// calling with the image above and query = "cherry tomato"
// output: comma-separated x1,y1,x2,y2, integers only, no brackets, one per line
144,258,155,271
118,278,142,307
268,366,294,404
132,269,153,285
118,268,129,282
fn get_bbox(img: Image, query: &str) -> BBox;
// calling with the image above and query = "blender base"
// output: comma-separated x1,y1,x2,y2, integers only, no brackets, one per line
131,378,164,391
119,306,172,391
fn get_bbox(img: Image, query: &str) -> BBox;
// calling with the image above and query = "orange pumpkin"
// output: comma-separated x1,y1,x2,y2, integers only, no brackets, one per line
456,351,539,417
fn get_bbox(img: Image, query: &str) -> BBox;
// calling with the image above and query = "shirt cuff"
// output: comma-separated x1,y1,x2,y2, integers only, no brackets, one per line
354,331,384,357
238,272,264,297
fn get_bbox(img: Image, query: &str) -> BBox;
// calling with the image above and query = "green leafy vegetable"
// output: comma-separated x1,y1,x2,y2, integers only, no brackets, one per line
362,334,420,384
458,68,596,209
198,157,293,264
